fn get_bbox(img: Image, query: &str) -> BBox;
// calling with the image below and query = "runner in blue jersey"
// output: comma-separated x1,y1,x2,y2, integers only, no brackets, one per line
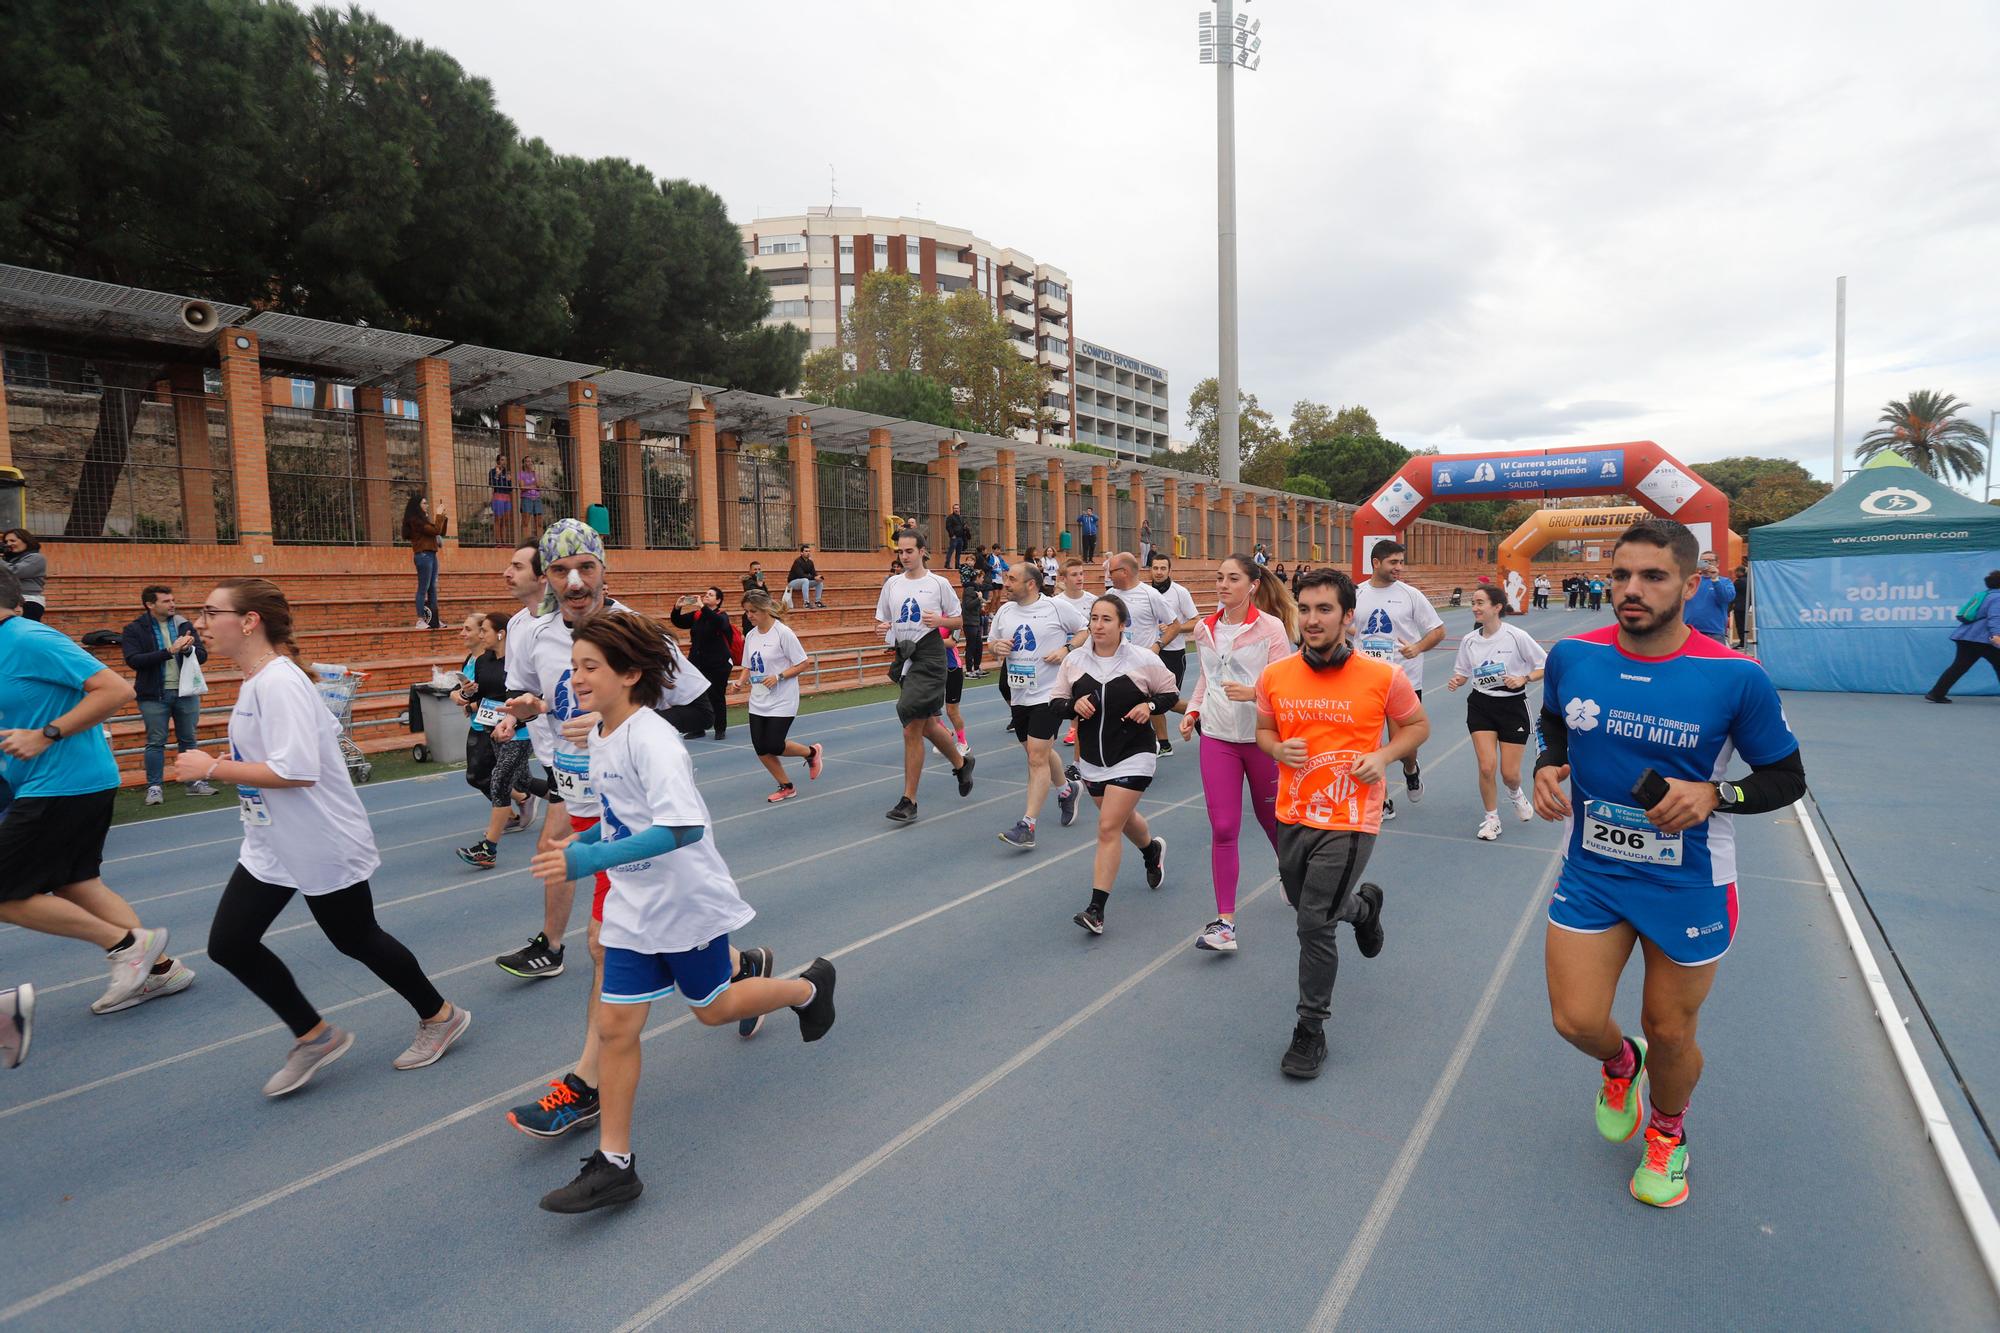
1533,518,1806,1209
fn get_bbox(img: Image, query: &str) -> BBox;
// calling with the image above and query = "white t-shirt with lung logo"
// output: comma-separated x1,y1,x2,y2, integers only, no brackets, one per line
1452,622,1548,697
876,571,961,646
1352,578,1445,691
1151,580,1199,650
987,595,1087,705
228,658,381,896
743,621,807,717
590,708,755,955
1107,581,1173,654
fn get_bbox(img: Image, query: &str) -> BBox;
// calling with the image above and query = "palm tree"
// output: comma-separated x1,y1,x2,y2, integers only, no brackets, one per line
1857,390,1990,485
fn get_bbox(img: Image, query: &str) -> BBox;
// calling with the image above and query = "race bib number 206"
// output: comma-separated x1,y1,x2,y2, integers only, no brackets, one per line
1582,799,1680,866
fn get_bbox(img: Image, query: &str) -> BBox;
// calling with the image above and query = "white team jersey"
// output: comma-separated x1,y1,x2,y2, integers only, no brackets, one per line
505,605,557,764
743,621,807,717
1352,579,1445,691
591,709,755,955
876,571,961,645
1152,580,1199,649
1453,622,1548,696
1107,582,1173,654
229,659,381,895
987,595,1087,705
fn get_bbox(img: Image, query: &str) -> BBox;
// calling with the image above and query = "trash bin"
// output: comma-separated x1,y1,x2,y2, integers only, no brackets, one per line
1059,530,1073,553
411,684,468,765
0,467,23,532
585,501,611,536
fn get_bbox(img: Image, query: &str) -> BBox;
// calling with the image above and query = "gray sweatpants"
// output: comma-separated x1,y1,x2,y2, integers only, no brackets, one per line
1277,823,1377,1028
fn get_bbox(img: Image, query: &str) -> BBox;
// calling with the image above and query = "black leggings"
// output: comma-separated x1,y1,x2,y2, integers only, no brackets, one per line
695,656,732,737
209,866,443,1038
1929,639,2000,698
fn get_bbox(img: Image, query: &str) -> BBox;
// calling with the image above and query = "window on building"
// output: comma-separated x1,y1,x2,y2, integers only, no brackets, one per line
1037,279,1068,301
1039,336,1068,356
757,234,806,255
289,379,313,409
873,240,888,265
904,237,922,270
768,299,810,318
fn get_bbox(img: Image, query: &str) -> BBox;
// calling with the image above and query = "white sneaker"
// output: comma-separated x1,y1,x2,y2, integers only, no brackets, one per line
92,958,196,1014
144,786,163,806
1196,918,1238,953
96,927,170,1012
1511,789,1534,821
413,618,431,630
1477,813,1503,841
187,779,217,797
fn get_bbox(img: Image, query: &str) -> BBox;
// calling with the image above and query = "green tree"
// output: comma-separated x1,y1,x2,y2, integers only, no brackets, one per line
1282,474,1332,499
1690,456,1832,527
829,370,963,430
1288,434,1413,504
1856,391,1990,486
1178,377,1288,483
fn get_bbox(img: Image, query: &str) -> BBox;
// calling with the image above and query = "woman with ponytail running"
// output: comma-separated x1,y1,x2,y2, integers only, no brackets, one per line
1181,554,1298,953
182,578,469,1097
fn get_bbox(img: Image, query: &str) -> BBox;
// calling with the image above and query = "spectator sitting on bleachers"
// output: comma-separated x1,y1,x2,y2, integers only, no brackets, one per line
786,544,825,609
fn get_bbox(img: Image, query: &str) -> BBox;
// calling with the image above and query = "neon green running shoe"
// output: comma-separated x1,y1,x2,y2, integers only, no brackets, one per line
1630,1126,1690,1208
1594,1037,1648,1142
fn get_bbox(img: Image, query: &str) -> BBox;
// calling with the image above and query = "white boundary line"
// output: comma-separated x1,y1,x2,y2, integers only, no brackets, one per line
1795,798,2000,1297
1307,851,1560,1331
0,793,1203,1323
615,869,1280,1331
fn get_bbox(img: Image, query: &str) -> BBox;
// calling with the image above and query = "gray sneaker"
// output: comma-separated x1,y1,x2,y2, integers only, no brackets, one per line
96,927,169,1013
186,779,217,797
998,819,1036,850
144,786,163,806
263,1025,355,1097
392,1004,472,1070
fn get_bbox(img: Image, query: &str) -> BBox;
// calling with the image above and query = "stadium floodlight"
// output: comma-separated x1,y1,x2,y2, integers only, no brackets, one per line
1195,2,1264,484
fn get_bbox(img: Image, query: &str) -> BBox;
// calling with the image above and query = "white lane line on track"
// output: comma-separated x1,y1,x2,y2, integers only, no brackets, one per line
0,787,1031,1121
616,862,1276,1330
1306,850,1561,1332
0,792,1203,1324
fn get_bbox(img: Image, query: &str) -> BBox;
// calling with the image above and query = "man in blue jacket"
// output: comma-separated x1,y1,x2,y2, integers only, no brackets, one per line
119,585,214,805
1682,549,1736,638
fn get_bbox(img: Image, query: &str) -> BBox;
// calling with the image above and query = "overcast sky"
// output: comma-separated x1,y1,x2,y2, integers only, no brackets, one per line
365,0,1998,488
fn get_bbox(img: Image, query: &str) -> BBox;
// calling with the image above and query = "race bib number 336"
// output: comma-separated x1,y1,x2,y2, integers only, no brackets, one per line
1582,799,1680,866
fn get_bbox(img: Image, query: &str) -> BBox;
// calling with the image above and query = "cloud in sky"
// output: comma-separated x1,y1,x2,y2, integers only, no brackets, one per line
366,0,1999,484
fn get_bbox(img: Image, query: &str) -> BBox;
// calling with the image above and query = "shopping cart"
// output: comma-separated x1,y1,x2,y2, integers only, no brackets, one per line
307,662,373,783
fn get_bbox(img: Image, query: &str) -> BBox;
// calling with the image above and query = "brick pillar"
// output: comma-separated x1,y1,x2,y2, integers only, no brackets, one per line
690,395,721,554
411,357,457,550
787,414,818,549
217,329,273,550
613,418,644,548
0,340,12,468
1091,465,1112,552
1191,483,1208,559
941,440,962,515
350,386,394,547
263,376,290,408
1045,460,1065,550
1211,486,1231,553
1162,475,1179,560
976,467,999,546
165,365,219,543
997,448,1018,553
1129,469,1148,557
868,427,894,548
716,431,742,551
927,444,949,543
568,382,602,524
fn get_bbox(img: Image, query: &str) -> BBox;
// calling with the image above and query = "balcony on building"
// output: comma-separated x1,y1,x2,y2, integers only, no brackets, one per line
1005,306,1035,332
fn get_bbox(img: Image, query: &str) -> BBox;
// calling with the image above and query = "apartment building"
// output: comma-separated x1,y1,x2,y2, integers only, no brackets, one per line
1071,340,1169,460
741,206,1074,446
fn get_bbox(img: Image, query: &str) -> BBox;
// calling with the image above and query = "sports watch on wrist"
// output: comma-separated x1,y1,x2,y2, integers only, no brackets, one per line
40,723,63,742
1713,781,1741,811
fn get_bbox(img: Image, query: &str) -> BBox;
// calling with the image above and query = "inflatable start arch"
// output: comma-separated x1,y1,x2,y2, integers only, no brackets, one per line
1352,441,1731,584
1494,506,1746,613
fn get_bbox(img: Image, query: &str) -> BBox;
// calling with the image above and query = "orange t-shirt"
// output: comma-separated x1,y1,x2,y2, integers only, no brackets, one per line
1255,652,1421,835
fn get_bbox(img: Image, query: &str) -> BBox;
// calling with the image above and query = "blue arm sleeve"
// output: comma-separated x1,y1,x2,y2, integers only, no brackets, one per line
563,823,704,879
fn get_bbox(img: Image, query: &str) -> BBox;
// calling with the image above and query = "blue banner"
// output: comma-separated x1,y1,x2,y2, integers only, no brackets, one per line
1755,551,1999,695
1428,450,1625,497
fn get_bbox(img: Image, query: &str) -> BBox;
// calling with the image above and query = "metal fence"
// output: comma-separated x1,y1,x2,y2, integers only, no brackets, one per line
976,478,1005,548
817,455,874,552
7,376,238,542
265,403,423,546
641,442,697,549
735,451,794,551
890,461,935,545
452,425,516,549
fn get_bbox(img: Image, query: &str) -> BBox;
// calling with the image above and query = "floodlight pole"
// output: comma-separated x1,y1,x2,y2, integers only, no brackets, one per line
1987,409,1996,503
1215,0,1241,486
1832,275,1846,483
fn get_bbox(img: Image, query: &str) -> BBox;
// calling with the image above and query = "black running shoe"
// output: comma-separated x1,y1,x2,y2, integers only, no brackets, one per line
1074,903,1105,936
794,957,837,1042
1065,762,1082,785
1280,1022,1327,1080
1142,837,1166,891
507,1073,601,1138
539,1151,643,1213
1381,797,1397,822
1354,882,1385,959
734,946,774,1038
496,933,565,979
1156,738,1174,758
955,751,976,797
885,797,918,823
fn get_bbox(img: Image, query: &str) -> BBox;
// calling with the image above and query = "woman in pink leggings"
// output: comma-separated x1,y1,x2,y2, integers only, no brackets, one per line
1181,553,1298,953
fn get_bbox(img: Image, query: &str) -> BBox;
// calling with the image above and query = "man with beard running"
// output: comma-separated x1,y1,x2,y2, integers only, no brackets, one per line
1352,540,1445,819
989,563,1088,849
497,521,772,1139
878,527,976,823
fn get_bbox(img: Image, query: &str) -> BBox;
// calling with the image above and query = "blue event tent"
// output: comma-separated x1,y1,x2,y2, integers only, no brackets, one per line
1749,452,2000,694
